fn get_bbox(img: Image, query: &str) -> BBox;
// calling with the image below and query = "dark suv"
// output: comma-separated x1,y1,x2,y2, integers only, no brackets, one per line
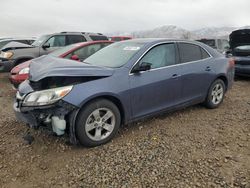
0,32,108,72
229,29,250,77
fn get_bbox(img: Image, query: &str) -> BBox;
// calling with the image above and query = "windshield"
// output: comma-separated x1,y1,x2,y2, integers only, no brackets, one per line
49,44,78,57
31,35,48,47
84,41,145,68
0,41,10,49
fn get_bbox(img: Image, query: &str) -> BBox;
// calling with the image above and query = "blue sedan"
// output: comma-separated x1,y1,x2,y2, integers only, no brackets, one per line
14,39,235,147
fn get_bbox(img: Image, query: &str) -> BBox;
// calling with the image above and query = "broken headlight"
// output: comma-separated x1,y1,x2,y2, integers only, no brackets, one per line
22,85,73,106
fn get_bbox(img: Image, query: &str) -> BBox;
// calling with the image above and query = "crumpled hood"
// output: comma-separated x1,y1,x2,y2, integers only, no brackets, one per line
1,41,34,51
230,29,250,49
29,55,114,82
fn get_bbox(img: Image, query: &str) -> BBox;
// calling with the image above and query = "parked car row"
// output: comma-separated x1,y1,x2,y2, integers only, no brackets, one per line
197,29,250,77
2,28,249,147
0,32,109,72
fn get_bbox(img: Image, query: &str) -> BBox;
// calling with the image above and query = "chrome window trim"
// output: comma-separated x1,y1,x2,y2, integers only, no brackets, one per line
129,41,213,75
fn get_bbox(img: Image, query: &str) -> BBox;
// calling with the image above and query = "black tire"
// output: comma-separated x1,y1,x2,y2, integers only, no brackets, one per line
204,79,226,109
76,99,121,147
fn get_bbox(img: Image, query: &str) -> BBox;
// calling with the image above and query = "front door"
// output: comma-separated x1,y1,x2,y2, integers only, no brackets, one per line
129,43,183,119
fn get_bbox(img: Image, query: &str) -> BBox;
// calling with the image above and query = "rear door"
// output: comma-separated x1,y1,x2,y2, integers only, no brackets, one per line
177,42,214,103
129,43,183,119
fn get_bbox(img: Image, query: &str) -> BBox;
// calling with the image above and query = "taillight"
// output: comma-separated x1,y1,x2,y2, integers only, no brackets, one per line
228,58,235,68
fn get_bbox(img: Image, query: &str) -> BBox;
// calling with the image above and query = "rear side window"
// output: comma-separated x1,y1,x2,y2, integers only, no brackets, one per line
201,48,210,59
139,43,176,69
90,35,108,41
65,43,111,60
67,35,86,45
112,37,121,42
178,43,210,63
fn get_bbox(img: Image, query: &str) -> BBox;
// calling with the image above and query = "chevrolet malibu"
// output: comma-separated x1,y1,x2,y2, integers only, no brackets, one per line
14,39,235,147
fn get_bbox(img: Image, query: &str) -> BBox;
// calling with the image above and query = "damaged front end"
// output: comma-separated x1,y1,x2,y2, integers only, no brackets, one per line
13,56,114,144
14,81,79,143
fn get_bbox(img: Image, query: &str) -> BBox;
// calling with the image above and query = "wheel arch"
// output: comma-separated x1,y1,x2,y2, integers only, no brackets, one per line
216,74,228,91
78,94,126,126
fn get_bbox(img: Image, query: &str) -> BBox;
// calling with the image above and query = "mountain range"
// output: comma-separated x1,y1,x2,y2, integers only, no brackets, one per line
108,25,250,40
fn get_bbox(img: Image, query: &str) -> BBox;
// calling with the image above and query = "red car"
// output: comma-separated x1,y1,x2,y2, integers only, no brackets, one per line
9,41,113,88
110,36,132,42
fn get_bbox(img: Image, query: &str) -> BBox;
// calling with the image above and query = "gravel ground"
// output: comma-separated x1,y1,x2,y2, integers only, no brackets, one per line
0,73,250,188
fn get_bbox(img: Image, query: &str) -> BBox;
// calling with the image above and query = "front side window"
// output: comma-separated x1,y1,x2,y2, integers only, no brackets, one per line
138,43,176,69
178,43,208,63
46,35,66,47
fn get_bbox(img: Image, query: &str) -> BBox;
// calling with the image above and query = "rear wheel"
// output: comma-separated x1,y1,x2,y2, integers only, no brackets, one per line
204,79,225,109
76,99,121,147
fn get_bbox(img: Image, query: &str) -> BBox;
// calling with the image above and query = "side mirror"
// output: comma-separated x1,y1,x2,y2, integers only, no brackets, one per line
42,43,50,49
132,62,151,73
71,54,80,61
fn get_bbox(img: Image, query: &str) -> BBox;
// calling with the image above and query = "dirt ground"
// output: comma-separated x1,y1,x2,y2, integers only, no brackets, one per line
0,73,249,188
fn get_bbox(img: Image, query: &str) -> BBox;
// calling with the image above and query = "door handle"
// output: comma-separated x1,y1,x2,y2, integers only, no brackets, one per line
205,66,211,71
171,74,180,79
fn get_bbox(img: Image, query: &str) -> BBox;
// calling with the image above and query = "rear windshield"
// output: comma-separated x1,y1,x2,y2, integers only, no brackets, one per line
112,37,122,42
197,39,216,48
90,35,108,41
84,41,145,68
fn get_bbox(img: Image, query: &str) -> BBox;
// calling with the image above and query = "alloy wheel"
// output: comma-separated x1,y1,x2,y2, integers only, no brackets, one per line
85,108,116,141
211,83,224,105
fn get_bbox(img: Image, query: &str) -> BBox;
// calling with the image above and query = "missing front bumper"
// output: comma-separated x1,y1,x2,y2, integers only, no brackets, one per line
13,100,79,143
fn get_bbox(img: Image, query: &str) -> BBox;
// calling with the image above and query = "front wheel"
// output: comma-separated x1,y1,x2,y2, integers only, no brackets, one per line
76,99,121,147
204,79,226,109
